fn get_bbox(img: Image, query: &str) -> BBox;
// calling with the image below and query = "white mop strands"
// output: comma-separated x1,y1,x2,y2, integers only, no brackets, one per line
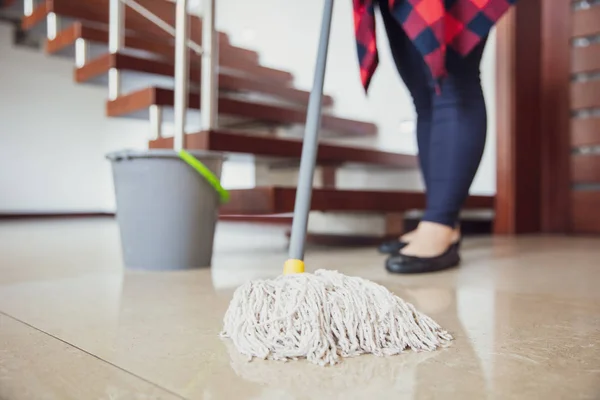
221,270,453,366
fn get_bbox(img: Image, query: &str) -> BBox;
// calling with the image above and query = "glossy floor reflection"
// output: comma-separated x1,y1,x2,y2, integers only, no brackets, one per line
0,219,599,399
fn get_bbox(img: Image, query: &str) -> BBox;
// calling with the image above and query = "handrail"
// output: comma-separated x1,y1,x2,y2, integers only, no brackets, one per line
108,0,218,144
174,0,218,149
173,0,189,151
23,0,34,16
200,0,218,132
119,0,203,55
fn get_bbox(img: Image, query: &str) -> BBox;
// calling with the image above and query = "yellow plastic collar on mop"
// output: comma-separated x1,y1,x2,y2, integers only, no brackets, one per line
283,259,305,274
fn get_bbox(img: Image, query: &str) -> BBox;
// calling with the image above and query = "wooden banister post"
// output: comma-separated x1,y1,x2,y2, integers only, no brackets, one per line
108,0,124,100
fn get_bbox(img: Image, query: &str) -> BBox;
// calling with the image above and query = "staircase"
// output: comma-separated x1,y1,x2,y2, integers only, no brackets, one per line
2,0,495,243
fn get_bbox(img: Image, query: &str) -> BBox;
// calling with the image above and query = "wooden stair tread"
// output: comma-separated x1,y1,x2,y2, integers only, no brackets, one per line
106,87,377,137
22,0,230,44
76,52,332,106
47,22,255,63
149,130,416,168
24,1,294,83
220,187,494,215
48,23,293,84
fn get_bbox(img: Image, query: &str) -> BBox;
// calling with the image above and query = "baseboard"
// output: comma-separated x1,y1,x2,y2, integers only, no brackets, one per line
219,214,293,225
0,212,116,220
0,212,293,224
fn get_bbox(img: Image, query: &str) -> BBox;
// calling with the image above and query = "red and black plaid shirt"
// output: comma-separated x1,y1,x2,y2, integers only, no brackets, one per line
353,0,517,90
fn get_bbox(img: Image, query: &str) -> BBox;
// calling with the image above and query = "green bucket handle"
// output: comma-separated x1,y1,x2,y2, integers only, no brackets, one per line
179,150,230,204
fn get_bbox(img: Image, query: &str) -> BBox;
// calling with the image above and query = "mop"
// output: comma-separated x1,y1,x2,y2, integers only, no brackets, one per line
221,0,452,366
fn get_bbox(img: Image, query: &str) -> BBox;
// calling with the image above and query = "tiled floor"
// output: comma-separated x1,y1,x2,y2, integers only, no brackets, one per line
0,219,599,399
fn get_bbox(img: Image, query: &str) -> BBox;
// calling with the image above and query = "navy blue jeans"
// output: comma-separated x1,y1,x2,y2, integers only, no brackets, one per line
379,1,488,228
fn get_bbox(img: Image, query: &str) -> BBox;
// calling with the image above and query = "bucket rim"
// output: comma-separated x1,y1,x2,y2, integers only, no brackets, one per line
106,149,227,162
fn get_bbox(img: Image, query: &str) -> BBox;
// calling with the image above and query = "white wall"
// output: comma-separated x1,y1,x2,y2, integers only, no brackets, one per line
0,23,145,212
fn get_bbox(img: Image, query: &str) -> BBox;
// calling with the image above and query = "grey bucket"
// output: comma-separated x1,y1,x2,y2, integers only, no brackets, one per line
107,149,225,270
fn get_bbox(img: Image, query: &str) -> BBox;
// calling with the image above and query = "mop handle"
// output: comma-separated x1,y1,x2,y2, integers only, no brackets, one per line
286,0,335,267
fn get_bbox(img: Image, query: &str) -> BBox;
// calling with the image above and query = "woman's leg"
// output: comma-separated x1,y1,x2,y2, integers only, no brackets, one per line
378,0,433,191
400,39,488,258
379,0,485,261
378,0,434,246
422,41,488,228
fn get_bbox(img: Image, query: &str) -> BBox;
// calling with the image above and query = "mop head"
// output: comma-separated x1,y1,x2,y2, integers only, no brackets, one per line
221,269,452,366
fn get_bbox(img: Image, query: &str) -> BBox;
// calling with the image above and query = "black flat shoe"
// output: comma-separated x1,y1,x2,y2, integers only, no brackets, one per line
377,239,409,254
385,243,460,274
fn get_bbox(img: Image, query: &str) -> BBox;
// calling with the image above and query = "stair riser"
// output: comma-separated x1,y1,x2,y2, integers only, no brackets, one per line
254,166,424,191
50,37,105,60
81,69,308,108
221,187,494,215
53,36,291,84
306,212,405,237
73,52,313,105
24,15,76,38
150,130,418,168
51,39,165,64
112,106,375,139
79,69,183,96
113,104,377,139
110,107,278,134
